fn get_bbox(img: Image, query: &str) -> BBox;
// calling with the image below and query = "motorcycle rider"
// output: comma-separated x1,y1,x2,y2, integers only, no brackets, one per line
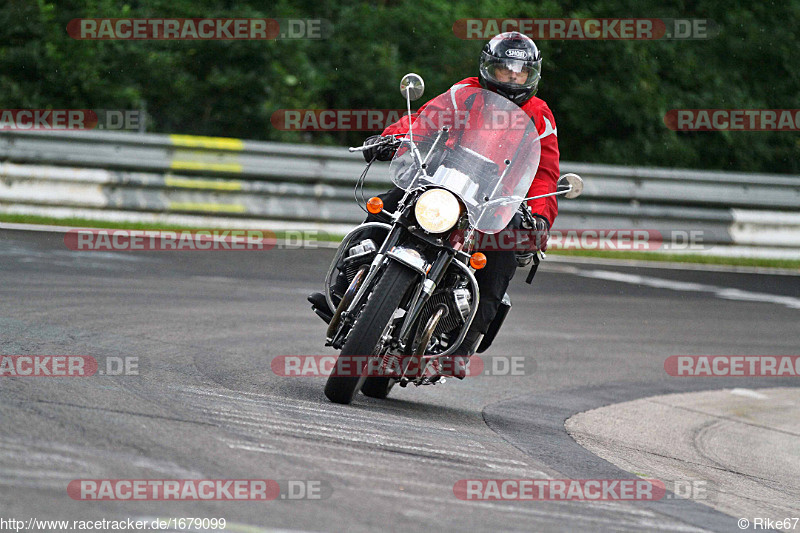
309,32,560,377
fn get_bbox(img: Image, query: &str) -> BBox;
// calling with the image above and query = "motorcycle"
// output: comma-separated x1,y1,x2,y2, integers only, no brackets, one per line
313,73,584,404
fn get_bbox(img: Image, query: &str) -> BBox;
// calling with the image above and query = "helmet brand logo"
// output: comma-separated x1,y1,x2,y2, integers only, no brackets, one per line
505,49,527,59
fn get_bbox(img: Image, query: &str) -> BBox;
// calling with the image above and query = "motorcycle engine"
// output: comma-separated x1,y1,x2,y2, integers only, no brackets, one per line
341,239,377,284
416,286,472,353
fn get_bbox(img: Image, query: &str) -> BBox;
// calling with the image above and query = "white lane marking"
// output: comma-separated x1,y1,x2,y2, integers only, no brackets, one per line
189,279,318,295
363,488,704,531
545,255,800,276
571,268,800,310
730,388,769,399
223,439,398,472
180,386,467,437
482,463,550,476
222,431,536,476
271,462,456,492
223,439,552,480
203,408,526,466
223,439,279,452
201,396,494,450
0,469,78,480
190,276,240,283
179,385,535,465
225,400,471,443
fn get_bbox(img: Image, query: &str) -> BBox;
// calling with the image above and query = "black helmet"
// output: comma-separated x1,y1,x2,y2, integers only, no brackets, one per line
478,32,542,105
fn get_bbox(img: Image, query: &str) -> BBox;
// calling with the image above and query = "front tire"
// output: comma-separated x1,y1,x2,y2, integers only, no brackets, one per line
324,261,418,404
360,375,395,399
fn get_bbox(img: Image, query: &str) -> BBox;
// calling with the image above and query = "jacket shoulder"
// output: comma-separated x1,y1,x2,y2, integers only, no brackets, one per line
523,96,555,121
456,76,481,88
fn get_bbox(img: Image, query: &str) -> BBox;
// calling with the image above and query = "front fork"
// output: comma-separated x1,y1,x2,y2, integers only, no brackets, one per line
327,224,480,357
326,222,405,348
393,250,455,349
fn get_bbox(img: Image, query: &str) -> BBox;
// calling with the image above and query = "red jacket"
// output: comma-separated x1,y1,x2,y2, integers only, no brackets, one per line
382,77,560,227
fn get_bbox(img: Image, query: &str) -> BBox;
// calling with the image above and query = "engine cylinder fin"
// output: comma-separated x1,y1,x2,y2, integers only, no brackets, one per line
417,292,463,340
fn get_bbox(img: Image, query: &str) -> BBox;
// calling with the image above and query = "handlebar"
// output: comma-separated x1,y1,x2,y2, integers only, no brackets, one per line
480,186,575,209
348,135,403,153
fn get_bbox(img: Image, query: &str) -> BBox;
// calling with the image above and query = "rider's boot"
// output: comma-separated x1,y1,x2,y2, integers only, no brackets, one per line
307,292,333,323
308,271,348,324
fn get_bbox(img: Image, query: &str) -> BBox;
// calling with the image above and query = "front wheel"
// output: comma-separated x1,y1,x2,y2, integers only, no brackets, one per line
324,261,418,404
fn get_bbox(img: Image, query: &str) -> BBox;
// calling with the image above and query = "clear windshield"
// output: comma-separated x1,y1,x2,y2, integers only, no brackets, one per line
390,87,541,233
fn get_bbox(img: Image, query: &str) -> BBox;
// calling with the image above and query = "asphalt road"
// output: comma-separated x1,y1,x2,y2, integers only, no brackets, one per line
1,228,799,532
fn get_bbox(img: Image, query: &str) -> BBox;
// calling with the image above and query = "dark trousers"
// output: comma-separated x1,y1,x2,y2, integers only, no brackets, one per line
365,188,518,350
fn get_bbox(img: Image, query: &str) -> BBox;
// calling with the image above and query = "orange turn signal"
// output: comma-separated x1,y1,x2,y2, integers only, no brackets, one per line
366,197,384,214
469,252,487,270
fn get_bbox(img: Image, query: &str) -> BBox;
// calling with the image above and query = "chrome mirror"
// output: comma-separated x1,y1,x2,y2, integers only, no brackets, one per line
400,73,425,101
557,173,584,199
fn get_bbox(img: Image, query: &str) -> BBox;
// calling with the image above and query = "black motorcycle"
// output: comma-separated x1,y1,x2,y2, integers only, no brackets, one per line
312,74,583,404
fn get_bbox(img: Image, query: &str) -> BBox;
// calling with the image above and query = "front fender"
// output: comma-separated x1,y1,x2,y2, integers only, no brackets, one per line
386,246,429,276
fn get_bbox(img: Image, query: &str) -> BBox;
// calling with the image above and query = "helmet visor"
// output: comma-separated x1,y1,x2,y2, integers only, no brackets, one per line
480,51,541,90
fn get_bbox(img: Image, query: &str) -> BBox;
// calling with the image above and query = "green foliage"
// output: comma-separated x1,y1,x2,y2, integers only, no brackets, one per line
1,0,798,172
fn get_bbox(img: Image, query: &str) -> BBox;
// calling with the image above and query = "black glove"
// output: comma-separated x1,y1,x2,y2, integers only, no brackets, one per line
362,135,397,162
527,213,551,252
515,210,550,267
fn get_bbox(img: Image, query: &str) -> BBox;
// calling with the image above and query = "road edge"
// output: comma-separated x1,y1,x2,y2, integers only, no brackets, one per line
481,378,798,532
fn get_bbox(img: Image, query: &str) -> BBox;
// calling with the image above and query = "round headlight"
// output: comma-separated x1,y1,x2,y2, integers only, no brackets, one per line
414,189,461,233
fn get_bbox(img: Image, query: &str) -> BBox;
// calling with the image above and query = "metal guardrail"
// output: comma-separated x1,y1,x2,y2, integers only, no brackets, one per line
1,130,799,250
